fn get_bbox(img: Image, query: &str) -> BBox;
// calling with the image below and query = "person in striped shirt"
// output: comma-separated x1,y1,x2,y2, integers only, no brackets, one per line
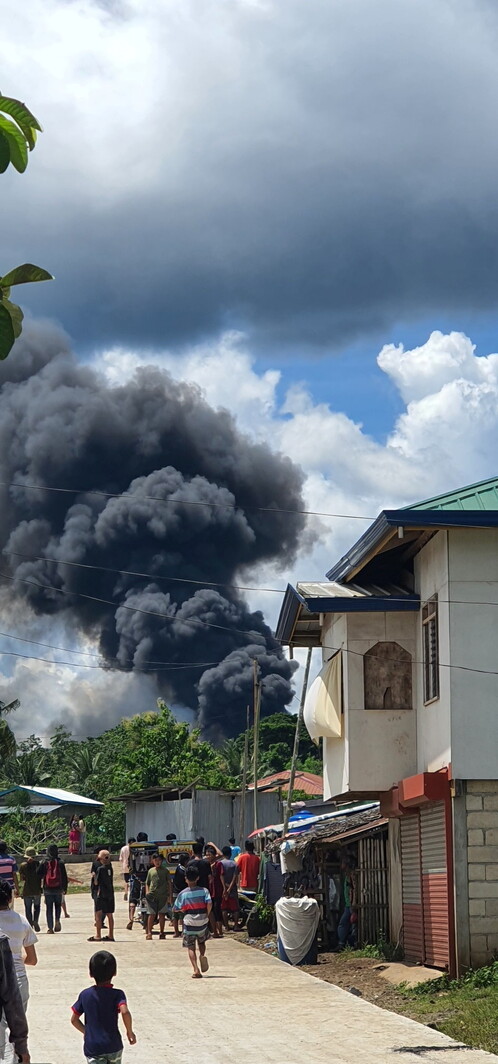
173,865,212,978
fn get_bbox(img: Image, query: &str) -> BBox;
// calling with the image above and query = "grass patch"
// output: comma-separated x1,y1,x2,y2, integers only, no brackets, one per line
400,960,498,1055
404,983,498,1055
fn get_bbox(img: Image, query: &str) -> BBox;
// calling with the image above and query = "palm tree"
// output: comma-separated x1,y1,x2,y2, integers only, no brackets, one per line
219,738,244,782
3,749,51,786
65,745,103,789
0,698,19,762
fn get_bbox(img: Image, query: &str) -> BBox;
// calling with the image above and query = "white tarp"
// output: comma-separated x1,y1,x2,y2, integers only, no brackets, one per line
275,896,320,964
303,652,342,744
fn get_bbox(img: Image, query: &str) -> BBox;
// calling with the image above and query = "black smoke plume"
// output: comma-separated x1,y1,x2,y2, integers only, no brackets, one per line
0,322,307,738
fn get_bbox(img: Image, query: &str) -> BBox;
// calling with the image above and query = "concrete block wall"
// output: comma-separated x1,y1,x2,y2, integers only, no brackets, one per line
466,781,498,967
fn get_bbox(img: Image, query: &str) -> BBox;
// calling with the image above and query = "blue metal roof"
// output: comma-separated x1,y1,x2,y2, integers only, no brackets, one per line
275,578,419,645
326,508,498,582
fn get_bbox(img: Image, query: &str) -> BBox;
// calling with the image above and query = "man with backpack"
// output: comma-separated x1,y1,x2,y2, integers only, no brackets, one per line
38,844,68,934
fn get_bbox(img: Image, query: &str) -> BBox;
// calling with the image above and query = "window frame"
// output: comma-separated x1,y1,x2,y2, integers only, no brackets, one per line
422,594,439,705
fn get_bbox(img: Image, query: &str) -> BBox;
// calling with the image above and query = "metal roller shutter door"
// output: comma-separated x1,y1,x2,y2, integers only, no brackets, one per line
400,815,424,963
420,802,449,969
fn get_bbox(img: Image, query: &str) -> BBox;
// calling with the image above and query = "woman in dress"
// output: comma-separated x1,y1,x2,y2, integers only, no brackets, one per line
68,817,80,856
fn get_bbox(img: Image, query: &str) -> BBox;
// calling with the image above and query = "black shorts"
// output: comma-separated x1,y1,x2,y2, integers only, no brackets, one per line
129,878,142,905
95,896,115,915
213,897,223,921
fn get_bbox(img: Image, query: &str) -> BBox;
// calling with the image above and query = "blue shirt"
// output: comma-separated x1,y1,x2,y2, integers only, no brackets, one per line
72,984,126,1058
230,845,241,859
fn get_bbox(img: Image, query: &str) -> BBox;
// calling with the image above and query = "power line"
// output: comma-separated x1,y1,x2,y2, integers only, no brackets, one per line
319,642,498,678
0,628,222,670
0,478,374,522
1,548,286,595
0,567,497,678
4,547,498,609
0,569,265,639
0,646,220,672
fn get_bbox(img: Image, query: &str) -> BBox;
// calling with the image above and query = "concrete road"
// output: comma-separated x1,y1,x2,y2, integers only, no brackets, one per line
18,894,496,1064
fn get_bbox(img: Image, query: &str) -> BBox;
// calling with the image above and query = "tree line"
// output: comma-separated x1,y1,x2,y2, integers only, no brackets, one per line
0,701,321,851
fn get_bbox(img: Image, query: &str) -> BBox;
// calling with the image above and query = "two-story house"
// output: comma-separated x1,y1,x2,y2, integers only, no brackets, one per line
276,476,498,975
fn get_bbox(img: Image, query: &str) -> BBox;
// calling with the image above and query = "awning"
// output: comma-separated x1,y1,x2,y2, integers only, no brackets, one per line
303,652,342,743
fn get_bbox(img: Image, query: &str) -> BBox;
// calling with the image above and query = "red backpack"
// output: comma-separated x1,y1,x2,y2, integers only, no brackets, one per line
45,858,62,889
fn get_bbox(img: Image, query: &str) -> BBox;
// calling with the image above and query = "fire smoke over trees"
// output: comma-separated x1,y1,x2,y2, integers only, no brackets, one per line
0,323,310,738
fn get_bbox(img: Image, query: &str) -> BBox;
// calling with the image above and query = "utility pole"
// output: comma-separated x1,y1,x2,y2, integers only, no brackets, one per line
252,658,261,835
282,646,313,837
239,704,250,844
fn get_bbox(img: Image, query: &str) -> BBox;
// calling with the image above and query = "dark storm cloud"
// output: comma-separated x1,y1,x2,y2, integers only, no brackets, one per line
6,0,498,351
0,323,304,737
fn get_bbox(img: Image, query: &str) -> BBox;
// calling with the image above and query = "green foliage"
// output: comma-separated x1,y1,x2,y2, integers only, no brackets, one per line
1,811,67,855
253,894,274,923
0,95,41,165
0,718,16,761
404,958,498,997
0,93,53,359
0,704,320,850
349,929,403,962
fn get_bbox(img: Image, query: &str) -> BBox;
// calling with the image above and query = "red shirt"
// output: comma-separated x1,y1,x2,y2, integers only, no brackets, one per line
236,852,260,891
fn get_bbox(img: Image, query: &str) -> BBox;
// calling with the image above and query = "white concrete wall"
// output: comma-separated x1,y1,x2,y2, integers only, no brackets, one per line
447,528,498,780
413,531,452,773
321,610,417,798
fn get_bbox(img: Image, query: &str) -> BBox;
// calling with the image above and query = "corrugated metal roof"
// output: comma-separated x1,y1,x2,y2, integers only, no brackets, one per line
248,770,323,796
406,475,498,512
0,785,102,807
271,805,384,854
297,580,415,600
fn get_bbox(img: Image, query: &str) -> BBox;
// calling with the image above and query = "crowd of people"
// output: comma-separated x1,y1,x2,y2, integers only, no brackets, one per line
0,830,261,1060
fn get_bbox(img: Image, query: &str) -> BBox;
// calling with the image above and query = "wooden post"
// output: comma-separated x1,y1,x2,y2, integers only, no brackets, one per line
252,659,261,834
239,704,250,844
282,646,313,837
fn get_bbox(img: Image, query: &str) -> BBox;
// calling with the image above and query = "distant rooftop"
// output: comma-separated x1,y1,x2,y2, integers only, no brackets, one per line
248,770,323,797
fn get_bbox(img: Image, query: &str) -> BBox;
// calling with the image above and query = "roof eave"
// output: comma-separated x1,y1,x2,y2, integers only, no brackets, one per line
275,582,310,645
304,594,419,613
326,508,498,583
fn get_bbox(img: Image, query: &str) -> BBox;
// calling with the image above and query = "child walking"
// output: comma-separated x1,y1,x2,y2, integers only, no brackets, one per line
71,950,136,1063
173,865,212,978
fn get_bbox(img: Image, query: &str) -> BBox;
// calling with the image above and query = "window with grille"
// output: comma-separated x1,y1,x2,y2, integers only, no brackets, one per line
422,596,439,703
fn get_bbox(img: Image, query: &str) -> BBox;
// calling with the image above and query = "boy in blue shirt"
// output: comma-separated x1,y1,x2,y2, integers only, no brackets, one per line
71,950,136,1063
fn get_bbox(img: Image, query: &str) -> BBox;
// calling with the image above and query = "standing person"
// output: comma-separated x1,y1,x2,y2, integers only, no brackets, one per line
119,838,135,903
144,852,171,941
0,881,37,1064
126,844,150,932
71,949,136,1062
336,856,357,951
0,841,19,898
220,846,240,931
78,815,87,855
38,844,68,934
171,853,189,938
173,865,212,979
89,851,115,943
18,848,42,932
0,933,30,1064
228,837,241,859
236,840,260,892
204,845,223,939
189,843,211,890
68,817,81,856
